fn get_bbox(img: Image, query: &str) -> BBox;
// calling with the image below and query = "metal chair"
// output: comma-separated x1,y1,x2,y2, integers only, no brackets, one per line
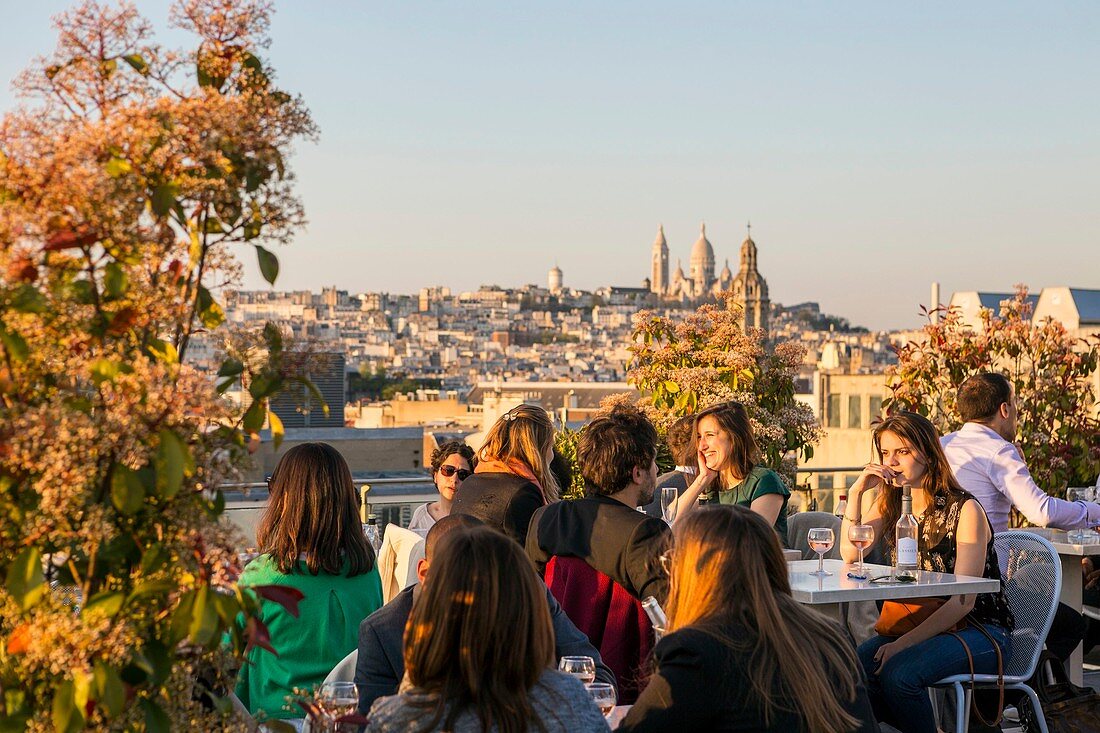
787,511,841,559
321,648,357,685
932,531,1062,733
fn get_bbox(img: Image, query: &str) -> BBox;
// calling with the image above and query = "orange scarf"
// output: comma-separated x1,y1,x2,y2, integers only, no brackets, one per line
474,457,548,505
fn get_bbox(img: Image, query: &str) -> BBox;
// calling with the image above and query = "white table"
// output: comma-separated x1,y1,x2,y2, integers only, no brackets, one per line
607,705,631,727
789,559,1000,605
1016,527,1100,684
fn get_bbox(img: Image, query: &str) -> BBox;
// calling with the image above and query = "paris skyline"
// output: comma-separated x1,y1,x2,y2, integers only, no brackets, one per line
2,1,1097,331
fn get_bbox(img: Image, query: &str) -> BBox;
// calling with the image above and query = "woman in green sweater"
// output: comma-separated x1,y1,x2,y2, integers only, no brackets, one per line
236,442,383,719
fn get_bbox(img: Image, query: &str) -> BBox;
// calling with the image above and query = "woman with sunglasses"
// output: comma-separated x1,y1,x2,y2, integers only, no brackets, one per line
408,441,476,533
673,401,791,546
619,505,876,732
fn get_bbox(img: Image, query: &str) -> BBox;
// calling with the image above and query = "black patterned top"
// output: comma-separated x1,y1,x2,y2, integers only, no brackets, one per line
890,488,1014,630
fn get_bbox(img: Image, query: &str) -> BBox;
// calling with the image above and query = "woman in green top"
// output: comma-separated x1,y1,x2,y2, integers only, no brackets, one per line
236,442,383,719
674,402,791,546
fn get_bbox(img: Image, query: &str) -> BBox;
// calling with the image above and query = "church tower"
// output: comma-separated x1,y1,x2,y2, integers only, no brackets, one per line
689,223,715,297
730,224,770,332
651,225,669,295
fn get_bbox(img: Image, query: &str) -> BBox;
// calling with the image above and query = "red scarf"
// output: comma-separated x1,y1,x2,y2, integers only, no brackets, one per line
474,457,548,505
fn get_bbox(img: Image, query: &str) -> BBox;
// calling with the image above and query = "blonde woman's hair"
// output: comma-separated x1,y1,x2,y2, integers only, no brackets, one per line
479,404,560,501
403,525,556,733
666,506,862,733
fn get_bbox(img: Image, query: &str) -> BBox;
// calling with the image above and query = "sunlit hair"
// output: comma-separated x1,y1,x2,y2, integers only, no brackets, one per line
404,526,556,733
873,411,966,551
577,404,658,496
430,440,476,474
666,506,861,732
957,372,1013,424
256,442,375,576
693,401,759,481
478,404,561,501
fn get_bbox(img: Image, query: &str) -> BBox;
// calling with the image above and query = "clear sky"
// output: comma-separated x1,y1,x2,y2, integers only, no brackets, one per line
3,1,1098,330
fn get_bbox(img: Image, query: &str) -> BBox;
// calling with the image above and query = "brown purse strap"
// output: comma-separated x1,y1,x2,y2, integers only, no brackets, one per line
946,621,1004,728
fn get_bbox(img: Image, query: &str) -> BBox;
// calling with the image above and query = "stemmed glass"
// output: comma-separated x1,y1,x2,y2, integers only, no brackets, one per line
558,656,596,684
1068,488,1099,543
807,528,835,577
848,524,875,580
316,681,358,732
660,487,678,525
585,682,617,718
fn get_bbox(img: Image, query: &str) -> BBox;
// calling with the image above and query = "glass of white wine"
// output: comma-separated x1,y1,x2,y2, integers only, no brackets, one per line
807,527,835,577
558,655,596,684
316,681,358,732
585,682,617,718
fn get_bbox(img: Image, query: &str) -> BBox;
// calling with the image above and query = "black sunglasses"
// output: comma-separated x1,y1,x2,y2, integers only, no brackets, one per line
438,465,472,481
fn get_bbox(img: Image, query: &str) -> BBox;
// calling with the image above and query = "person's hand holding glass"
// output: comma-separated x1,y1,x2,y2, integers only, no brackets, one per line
847,523,874,580
807,527,834,577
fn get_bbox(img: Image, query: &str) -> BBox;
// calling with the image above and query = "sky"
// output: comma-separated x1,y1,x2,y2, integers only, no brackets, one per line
2,1,1098,331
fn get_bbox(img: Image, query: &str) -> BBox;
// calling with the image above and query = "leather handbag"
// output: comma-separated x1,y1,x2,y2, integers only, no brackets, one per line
945,621,1005,728
874,597,966,636
1020,651,1100,733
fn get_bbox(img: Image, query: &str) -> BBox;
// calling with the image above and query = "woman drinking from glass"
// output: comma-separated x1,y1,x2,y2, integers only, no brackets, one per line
408,440,476,533
235,442,383,720
839,411,1013,733
619,505,877,732
673,401,790,546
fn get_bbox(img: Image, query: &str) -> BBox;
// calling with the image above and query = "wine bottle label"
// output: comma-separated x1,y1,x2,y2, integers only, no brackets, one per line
897,537,917,565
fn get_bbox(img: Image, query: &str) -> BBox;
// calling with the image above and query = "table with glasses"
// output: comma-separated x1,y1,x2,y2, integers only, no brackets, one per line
788,559,1001,624
1016,527,1100,684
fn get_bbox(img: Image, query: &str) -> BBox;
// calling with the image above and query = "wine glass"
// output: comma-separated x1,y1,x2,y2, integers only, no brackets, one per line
660,487,678,525
807,527,834,577
585,682,617,718
1068,488,1090,543
316,681,358,732
848,524,874,580
558,656,596,684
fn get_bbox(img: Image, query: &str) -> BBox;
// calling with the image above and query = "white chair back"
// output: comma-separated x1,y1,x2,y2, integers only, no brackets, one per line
321,648,357,685
995,530,1062,680
376,525,426,604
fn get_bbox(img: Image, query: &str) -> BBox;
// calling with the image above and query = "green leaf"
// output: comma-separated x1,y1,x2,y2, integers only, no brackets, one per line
0,326,28,362
10,285,48,314
110,465,145,515
93,662,125,718
188,585,220,645
103,262,128,298
126,579,175,606
104,157,131,178
242,399,266,432
139,543,170,575
169,590,197,645
146,339,179,365
140,698,170,733
150,183,177,217
90,359,121,386
197,287,225,329
5,546,45,611
255,245,279,284
217,357,245,378
290,375,330,417
51,679,84,733
155,429,189,498
82,591,125,619
121,54,148,75
663,380,680,394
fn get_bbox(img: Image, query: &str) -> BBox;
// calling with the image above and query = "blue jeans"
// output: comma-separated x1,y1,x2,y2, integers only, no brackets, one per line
857,625,1010,733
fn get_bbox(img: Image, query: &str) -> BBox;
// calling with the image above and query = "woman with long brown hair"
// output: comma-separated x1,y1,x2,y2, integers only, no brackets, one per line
619,504,876,732
235,442,383,720
450,404,560,546
839,412,1013,733
366,525,608,732
673,401,791,545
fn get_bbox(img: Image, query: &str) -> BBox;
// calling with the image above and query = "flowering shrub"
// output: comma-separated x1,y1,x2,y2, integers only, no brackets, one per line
626,293,821,485
886,286,1100,499
0,1,314,729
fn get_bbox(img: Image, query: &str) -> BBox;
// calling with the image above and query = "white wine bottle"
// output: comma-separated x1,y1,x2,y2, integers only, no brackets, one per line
895,483,918,581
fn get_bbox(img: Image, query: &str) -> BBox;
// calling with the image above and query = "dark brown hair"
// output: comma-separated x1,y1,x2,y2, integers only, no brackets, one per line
957,372,1013,423
404,526,556,733
577,404,658,496
694,401,758,481
256,442,375,576
873,412,966,550
666,414,696,466
666,505,862,732
430,440,476,473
